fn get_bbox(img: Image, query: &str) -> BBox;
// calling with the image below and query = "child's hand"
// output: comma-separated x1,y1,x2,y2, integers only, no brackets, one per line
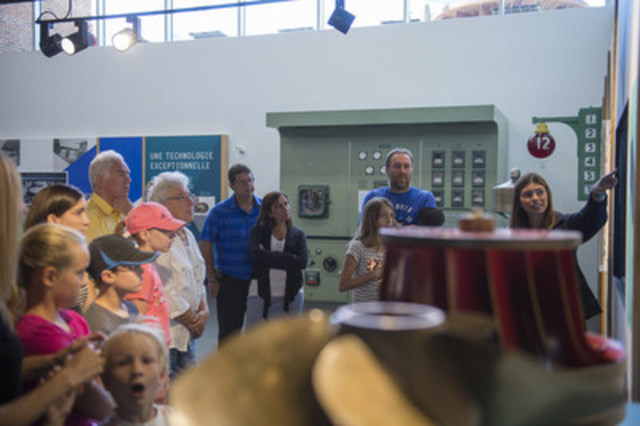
41,366,76,426
58,333,105,365
367,259,384,282
65,345,105,388
87,332,107,350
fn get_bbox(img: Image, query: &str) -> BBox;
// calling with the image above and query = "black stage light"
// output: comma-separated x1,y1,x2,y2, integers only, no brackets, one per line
39,22,63,57
328,0,355,34
61,20,90,55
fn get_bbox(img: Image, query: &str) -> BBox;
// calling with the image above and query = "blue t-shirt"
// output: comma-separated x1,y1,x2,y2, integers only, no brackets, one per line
199,195,261,280
361,186,436,226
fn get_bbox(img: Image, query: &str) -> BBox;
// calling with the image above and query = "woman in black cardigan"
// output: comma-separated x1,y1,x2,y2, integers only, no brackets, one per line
510,170,617,320
247,191,308,325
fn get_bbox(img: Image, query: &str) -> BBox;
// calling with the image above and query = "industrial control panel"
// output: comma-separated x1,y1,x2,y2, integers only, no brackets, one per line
268,106,508,306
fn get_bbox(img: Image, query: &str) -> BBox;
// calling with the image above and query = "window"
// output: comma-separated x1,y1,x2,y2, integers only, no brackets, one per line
173,0,239,40
323,0,405,28
245,0,317,36
103,0,165,44
25,0,608,55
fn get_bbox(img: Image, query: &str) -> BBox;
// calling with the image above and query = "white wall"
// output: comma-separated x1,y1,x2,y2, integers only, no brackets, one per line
0,7,614,306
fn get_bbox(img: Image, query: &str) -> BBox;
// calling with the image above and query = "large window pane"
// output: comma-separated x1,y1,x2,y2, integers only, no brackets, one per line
104,0,165,44
245,0,316,36
324,0,404,29
173,0,239,40
420,0,602,21
409,0,440,22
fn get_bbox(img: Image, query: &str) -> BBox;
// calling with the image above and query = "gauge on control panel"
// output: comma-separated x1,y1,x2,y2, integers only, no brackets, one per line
365,165,374,175
358,151,368,160
379,165,386,175
323,257,337,272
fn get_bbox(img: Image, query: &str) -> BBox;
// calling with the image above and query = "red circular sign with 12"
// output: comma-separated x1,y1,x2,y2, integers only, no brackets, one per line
528,132,556,159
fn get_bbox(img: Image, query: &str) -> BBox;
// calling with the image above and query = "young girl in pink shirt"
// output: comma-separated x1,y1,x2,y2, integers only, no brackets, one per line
16,223,114,425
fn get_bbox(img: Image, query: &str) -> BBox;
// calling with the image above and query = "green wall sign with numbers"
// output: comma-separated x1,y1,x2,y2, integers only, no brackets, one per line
533,107,602,201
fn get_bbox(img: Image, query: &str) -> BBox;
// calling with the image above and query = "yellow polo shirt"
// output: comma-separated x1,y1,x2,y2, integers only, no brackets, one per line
86,193,124,242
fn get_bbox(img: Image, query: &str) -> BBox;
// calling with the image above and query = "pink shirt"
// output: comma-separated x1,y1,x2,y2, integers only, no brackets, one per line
125,263,171,347
17,309,91,356
16,309,95,426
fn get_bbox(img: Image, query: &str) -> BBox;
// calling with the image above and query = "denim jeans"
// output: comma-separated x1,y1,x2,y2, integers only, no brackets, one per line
169,339,195,380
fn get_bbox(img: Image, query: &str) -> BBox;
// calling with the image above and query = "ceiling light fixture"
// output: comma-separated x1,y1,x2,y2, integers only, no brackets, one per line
112,16,141,52
39,21,64,57
61,20,90,55
37,0,293,57
328,0,355,35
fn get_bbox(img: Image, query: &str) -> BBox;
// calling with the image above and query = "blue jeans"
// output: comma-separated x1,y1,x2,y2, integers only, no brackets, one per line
169,340,195,380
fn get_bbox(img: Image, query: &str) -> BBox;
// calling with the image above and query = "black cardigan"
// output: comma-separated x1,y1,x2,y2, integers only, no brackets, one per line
552,195,607,319
249,224,308,318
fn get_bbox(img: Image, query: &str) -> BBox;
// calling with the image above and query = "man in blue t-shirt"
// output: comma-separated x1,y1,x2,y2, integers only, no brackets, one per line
199,164,261,343
360,148,436,226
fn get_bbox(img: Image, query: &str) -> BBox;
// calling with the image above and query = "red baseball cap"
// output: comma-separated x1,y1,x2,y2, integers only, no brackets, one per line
125,202,185,235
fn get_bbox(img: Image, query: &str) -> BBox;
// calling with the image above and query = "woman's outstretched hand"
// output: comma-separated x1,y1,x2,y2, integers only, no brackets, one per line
591,170,618,194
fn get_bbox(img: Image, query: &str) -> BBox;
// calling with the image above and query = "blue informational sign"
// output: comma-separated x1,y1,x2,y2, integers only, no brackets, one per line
64,135,226,208
144,135,224,201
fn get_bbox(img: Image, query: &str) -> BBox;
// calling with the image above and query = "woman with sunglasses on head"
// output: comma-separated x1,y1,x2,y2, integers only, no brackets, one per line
246,191,308,328
510,170,618,320
25,183,95,314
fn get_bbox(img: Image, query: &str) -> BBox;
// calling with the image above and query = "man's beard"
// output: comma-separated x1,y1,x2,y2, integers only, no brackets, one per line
390,178,410,192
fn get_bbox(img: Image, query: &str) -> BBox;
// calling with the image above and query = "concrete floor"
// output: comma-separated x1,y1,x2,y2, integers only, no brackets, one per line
193,295,344,362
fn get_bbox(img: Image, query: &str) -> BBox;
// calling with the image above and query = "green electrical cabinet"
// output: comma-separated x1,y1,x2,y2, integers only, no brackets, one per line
267,105,508,306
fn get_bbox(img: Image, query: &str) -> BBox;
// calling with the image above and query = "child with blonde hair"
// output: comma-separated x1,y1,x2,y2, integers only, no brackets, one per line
101,323,171,425
16,223,114,425
339,197,395,302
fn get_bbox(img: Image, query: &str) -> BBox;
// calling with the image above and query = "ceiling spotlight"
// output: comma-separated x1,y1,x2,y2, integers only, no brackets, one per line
39,22,63,57
328,0,355,35
61,20,90,55
113,16,141,52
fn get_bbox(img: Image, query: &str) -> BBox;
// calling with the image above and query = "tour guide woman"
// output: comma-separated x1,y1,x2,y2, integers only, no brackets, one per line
510,170,617,320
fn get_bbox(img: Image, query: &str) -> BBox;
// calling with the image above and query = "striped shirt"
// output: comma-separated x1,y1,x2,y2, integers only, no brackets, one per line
200,195,261,280
346,239,384,303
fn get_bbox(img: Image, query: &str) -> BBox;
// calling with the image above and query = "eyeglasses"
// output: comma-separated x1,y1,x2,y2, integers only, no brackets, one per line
114,264,144,275
166,192,196,202
153,228,177,238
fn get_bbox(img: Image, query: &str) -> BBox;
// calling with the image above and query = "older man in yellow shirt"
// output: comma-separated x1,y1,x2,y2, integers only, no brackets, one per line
86,150,133,242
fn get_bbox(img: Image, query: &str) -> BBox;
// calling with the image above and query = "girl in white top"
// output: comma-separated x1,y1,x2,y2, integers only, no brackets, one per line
339,197,395,303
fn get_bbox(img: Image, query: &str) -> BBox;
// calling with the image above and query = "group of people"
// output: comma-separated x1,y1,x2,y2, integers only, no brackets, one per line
0,142,617,425
1,151,204,425
339,147,618,324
